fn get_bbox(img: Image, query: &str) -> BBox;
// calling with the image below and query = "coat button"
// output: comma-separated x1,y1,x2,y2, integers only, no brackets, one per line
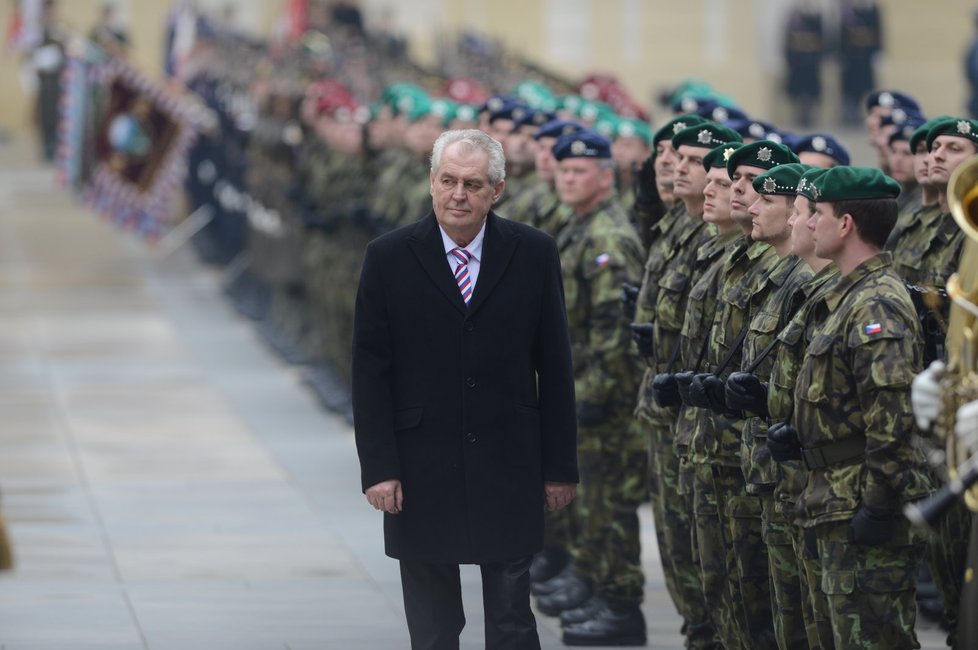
465,377,476,388
464,322,475,332
466,432,477,444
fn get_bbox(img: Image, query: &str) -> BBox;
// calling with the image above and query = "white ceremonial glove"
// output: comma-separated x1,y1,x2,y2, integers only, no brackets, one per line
911,360,946,431
955,398,978,457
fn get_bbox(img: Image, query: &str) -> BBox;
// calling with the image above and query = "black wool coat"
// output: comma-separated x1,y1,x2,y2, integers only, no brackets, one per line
352,211,579,564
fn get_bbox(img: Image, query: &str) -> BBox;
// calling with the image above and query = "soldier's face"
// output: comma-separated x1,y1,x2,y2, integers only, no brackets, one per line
730,165,763,225
489,118,514,144
929,136,977,187
702,166,733,227
555,157,613,213
612,136,650,171
673,145,707,200
887,140,915,185
534,136,557,181
789,195,816,258
430,143,503,240
748,193,792,245
913,141,931,187
809,201,844,259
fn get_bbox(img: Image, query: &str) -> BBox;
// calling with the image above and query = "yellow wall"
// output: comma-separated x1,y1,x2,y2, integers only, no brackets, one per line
1,0,975,135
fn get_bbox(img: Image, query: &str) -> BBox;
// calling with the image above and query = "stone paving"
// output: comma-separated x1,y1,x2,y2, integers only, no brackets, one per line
0,138,948,649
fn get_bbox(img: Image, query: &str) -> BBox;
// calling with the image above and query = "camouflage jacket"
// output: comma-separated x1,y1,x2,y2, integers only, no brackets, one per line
794,253,933,527
504,178,570,237
672,229,742,452
893,206,966,289
556,196,645,448
767,264,839,515
689,238,779,467
885,183,923,251
740,255,813,492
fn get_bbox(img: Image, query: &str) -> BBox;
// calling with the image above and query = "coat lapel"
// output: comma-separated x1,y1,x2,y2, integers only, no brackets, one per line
467,212,520,316
407,213,467,315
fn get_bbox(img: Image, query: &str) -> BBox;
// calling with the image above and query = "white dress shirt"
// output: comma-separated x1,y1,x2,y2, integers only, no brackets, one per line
439,220,486,296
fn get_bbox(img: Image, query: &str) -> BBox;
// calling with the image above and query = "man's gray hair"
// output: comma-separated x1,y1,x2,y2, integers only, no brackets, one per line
430,130,507,185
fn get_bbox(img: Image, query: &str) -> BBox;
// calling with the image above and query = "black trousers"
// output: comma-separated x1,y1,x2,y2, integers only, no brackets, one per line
399,555,540,650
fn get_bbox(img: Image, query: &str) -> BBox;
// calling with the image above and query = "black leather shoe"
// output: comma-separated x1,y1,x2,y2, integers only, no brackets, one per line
559,595,606,626
530,547,569,585
531,564,573,596
535,574,592,616
562,602,646,646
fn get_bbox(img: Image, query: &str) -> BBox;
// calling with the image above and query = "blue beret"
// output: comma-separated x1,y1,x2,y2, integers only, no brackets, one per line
789,133,851,166
552,129,612,161
512,107,557,131
879,108,927,130
534,118,585,141
725,118,779,141
865,90,921,113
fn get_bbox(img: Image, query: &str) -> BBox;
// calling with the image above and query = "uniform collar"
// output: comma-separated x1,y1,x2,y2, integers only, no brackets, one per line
821,252,892,312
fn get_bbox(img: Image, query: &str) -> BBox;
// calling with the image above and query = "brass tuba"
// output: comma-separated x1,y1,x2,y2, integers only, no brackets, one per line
942,153,978,511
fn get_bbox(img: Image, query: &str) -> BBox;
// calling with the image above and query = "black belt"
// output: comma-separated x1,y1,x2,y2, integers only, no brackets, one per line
801,435,866,470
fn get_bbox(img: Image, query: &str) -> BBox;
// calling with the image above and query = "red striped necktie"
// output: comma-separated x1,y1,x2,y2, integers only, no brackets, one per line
451,248,473,305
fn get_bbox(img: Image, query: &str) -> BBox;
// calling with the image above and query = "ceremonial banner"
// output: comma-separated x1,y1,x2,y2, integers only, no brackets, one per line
58,46,206,241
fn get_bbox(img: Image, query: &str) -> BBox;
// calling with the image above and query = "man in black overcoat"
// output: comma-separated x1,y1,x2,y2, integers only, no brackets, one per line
352,129,579,649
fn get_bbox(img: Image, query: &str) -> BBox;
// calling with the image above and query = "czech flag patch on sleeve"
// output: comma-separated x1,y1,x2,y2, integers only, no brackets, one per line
864,322,882,335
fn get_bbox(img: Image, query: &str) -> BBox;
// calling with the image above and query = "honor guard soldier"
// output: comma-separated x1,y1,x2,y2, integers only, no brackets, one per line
788,166,933,649
537,130,647,647
788,132,851,169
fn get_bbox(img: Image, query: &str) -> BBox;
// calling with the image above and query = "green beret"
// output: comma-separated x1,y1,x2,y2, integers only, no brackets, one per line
577,100,616,122
703,143,740,170
752,163,811,196
726,140,799,177
512,80,558,112
455,104,479,124
430,98,459,128
672,123,742,150
796,167,828,201
653,114,709,145
908,115,951,152
593,115,620,140
616,117,652,144
808,165,901,202
925,117,978,151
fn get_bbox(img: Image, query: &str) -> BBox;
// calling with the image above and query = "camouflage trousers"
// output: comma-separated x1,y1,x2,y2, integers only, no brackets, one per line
761,495,810,650
926,498,972,648
811,518,925,650
692,463,777,650
645,418,719,649
542,498,579,555
575,447,648,606
788,518,834,650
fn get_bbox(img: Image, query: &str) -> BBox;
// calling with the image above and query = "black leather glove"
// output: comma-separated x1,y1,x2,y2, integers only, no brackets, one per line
702,375,732,414
767,423,802,462
629,322,654,358
675,371,696,405
725,371,769,418
633,155,661,211
849,505,898,546
577,401,609,427
688,373,713,409
652,373,681,407
621,283,641,321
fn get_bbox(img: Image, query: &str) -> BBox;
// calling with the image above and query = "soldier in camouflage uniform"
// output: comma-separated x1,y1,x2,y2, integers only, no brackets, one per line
791,132,851,170
627,114,716,650
898,117,978,646
886,116,945,253
881,116,926,247
686,140,797,650
664,142,747,650
767,166,840,650
499,107,556,223
785,166,934,649
723,163,813,650
533,129,646,646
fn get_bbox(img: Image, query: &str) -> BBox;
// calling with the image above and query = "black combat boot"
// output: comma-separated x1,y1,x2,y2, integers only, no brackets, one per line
534,572,592,616
561,601,646,646
529,547,569,585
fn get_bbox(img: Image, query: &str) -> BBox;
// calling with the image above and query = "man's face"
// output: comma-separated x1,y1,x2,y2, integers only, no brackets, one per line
654,141,677,192
406,115,443,154
789,194,817,258
612,136,651,173
888,140,915,185
747,193,791,245
809,201,844,260
555,157,612,212
505,125,538,166
702,166,733,226
489,118,513,144
673,145,708,201
930,135,978,187
913,141,932,187
534,136,557,181
798,151,839,169
430,142,503,235
730,164,764,224
865,106,888,140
